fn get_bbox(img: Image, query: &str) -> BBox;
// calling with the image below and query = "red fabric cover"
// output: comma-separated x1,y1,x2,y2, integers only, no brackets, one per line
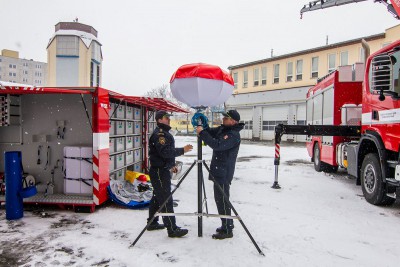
170,63,234,85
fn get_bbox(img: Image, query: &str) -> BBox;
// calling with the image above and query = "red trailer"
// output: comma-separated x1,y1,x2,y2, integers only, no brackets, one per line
0,84,186,212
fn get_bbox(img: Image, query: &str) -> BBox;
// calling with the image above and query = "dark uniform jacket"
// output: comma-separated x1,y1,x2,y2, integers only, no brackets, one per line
199,123,244,184
149,123,184,169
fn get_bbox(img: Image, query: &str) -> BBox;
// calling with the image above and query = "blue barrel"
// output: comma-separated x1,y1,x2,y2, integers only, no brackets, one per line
5,151,24,220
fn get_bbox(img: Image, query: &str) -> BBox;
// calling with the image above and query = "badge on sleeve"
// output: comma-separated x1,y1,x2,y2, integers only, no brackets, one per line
159,137,166,145
223,135,229,140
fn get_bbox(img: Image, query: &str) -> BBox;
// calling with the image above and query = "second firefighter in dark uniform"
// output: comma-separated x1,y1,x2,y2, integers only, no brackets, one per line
147,110,193,238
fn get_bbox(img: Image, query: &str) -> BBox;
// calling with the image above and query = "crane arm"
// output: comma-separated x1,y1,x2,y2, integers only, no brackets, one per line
300,0,400,19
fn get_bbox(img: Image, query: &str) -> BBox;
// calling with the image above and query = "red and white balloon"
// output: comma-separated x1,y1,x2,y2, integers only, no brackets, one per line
170,63,234,107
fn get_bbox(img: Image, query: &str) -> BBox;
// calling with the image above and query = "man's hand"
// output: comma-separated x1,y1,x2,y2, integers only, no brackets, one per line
196,126,203,135
171,166,178,173
183,144,193,153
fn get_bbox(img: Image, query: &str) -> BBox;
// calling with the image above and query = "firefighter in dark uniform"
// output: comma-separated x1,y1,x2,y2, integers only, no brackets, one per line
196,110,244,239
147,110,193,238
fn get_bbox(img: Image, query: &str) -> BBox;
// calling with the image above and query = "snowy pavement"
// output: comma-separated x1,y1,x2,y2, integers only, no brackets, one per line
1,136,399,267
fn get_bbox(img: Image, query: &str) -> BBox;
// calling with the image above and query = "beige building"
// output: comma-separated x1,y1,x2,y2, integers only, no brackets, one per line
0,49,47,86
47,21,103,87
226,24,400,141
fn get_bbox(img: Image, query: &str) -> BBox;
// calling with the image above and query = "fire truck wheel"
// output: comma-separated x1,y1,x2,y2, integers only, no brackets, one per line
361,153,394,205
313,144,324,172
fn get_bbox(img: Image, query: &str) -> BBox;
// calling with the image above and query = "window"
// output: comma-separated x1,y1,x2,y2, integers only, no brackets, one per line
328,53,336,73
253,68,259,86
90,62,94,86
296,60,303,80
340,51,348,66
9,64,12,68
262,120,287,131
286,62,293,82
23,70,28,75
241,120,253,130
97,65,100,86
261,67,267,85
311,57,319,78
57,36,79,56
273,64,280,83
243,70,248,88
233,72,238,89
23,62,28,67
23,78,28,83
91,42,101,62
359,47,366,63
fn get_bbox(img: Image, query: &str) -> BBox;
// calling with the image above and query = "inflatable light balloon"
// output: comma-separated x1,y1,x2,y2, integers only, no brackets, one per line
170,63,234,108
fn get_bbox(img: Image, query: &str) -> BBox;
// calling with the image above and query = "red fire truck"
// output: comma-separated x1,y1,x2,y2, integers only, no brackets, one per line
274,39,400,206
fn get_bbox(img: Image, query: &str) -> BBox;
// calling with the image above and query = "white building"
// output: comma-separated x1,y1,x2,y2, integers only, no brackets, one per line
0,49,47,86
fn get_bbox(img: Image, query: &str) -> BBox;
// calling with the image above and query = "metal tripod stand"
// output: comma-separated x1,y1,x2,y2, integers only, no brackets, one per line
129,133,265,256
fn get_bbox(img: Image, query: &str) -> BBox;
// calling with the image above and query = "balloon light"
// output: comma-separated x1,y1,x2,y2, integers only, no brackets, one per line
170,63,234,108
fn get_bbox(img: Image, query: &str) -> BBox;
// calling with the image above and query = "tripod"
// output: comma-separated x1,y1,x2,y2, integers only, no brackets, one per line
129,133,265,256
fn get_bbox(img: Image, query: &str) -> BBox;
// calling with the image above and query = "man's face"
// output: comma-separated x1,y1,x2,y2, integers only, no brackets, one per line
158,115,171,126
222,116,237,127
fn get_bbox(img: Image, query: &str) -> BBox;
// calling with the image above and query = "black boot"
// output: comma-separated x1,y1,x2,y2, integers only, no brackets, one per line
168,227,188,238
147,222,165,231
216,224,234,233
212,230,233,240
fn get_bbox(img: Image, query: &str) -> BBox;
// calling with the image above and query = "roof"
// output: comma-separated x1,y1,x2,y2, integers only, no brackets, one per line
0,83,188,113
228,33,384,70
47,29,101,49
109,91,188,113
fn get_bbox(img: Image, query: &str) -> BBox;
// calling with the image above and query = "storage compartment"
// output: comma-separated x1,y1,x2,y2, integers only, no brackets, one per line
126,121,134,134
126,106,134,120
134,149,142,163
63,146,93,195
134,107,141,120
116,104,125,119
116,121,125,135
109,102,117,118
110,155,115,171
134,121,141,134
115,137,125,152
126,136,133,149
133,162,142,173
109,138,115,153
115,153,125,169
134,135,141,148
109,120,115,136
126,150,134,165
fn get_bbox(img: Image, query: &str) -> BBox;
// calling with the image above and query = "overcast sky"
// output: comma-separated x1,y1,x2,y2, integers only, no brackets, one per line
1,0,398,96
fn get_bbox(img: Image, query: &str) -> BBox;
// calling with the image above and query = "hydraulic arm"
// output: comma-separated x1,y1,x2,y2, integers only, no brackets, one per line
300,0,400,19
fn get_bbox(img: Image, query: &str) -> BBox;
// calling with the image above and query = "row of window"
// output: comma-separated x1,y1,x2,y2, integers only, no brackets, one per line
3,63,44,69
233,49,364,88
6,71,42,77
239,120,307,131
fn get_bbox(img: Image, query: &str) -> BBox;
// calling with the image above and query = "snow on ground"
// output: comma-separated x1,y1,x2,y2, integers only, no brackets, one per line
1,136,400,267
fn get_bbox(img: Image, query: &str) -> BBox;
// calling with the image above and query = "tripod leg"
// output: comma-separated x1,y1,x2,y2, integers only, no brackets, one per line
129,161,196,248
202,173,209,214
203,162,265,256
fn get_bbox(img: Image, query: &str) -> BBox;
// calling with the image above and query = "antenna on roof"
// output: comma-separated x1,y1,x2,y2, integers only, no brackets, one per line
73,17,79,22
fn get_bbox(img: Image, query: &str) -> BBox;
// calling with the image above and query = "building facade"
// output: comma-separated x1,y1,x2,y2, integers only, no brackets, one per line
226,24,400,141
47,22,103,87
0,49,47,86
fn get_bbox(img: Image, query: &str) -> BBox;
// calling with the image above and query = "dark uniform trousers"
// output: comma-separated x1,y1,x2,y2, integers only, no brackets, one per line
214,180,233,231
148,167,176,230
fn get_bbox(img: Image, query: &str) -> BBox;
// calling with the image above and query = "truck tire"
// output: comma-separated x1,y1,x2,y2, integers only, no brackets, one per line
360,153,395,206
313,144,337,172
313,144,323,172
